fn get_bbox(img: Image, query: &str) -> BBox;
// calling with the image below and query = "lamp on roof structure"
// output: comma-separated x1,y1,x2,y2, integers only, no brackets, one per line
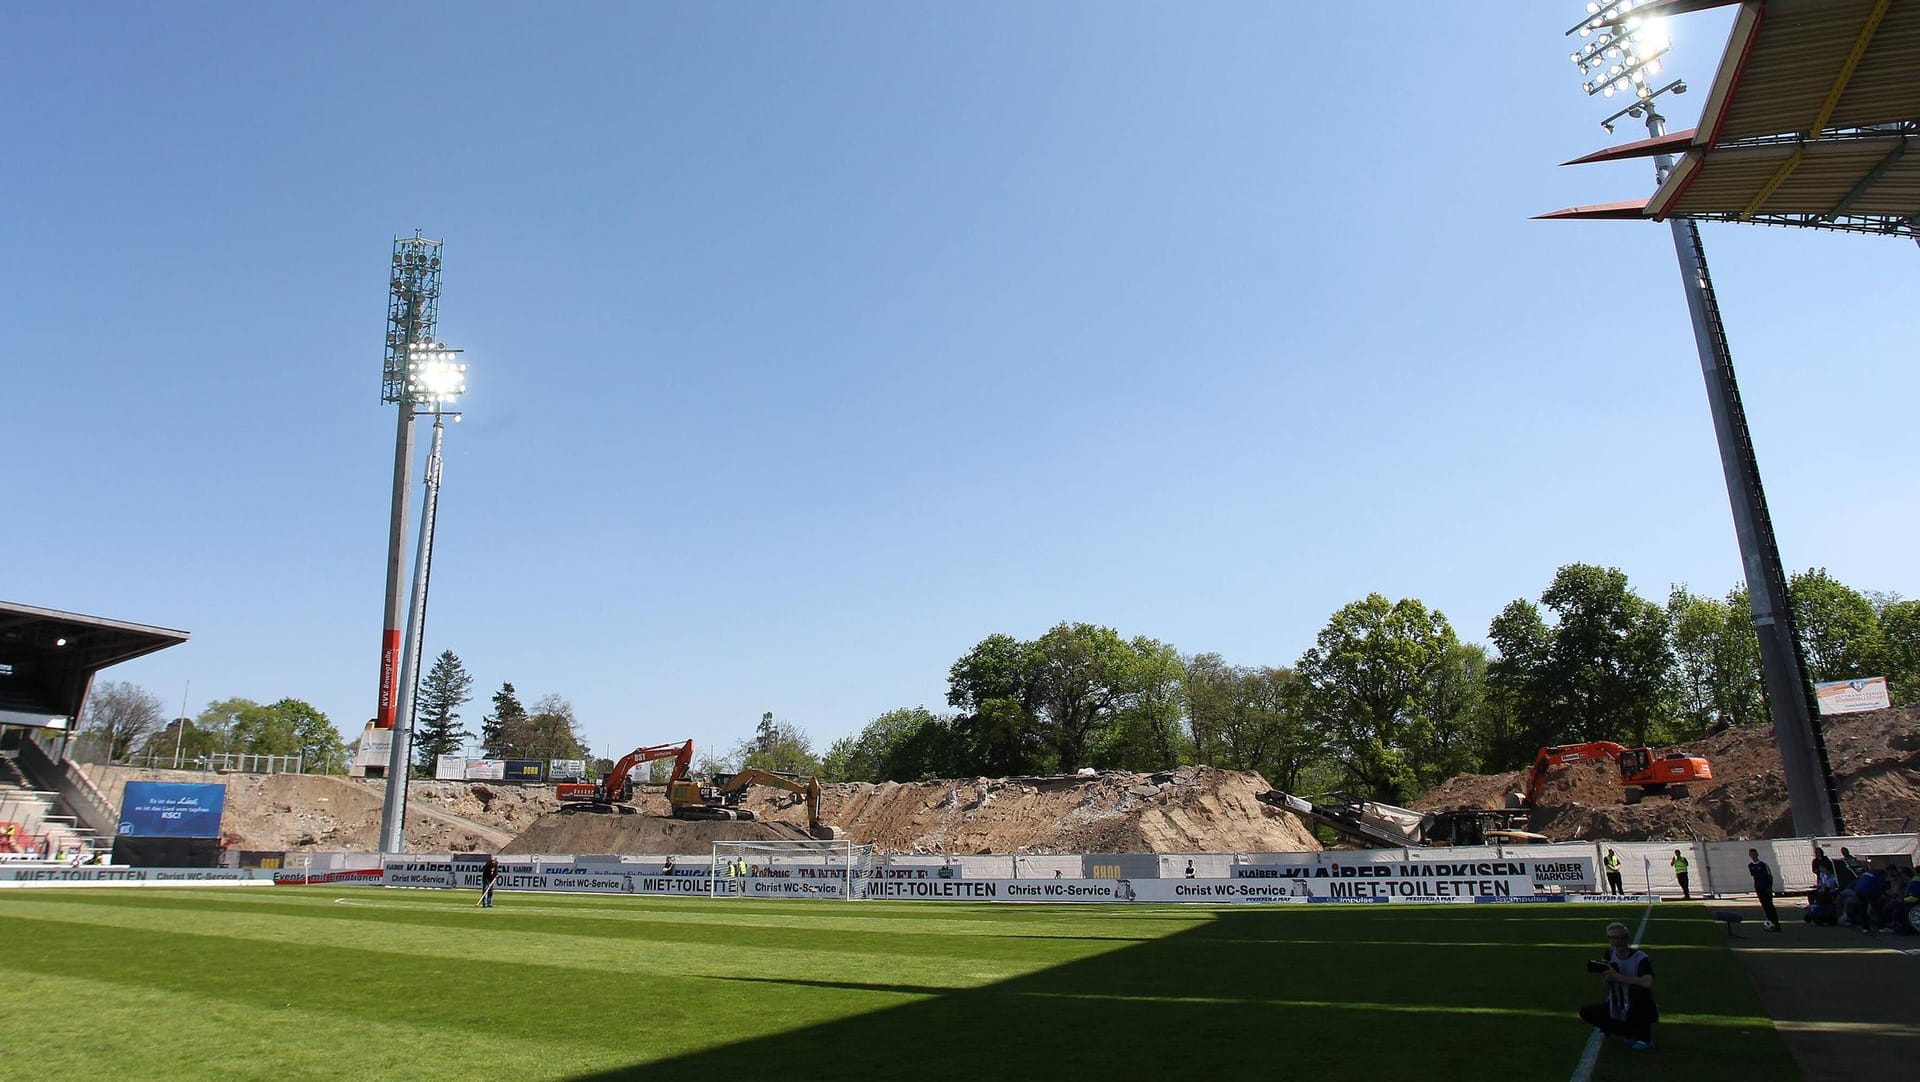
377,340,469,855
1561,0,1843,836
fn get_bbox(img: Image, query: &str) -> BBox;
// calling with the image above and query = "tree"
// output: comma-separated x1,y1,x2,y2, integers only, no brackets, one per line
1485,598,1554,766
822,707,957,782
1789,568,1884,683
736,717,821,775
271,698,345,775
947,633,1045,776
414,650,475,772
1028,622,1134,772
1667,584,1763,738
1097,637,1190,771
1877,599,1920,707
481,683,526,758
77,682,166,762
1294,594,1466,802
510,694,589,762
1183,656,1318,790
1485,565,1675,760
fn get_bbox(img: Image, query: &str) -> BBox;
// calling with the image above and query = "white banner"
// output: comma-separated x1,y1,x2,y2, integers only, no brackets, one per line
465,760,506,781
434,754,467,781
1815,677,1890,715
0,867,275,887
548,759,586,781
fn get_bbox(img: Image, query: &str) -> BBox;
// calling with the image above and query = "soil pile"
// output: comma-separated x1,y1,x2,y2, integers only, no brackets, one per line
1410,705,1920,842
728,765,1321,855
79,765,552,853
501,810,812,855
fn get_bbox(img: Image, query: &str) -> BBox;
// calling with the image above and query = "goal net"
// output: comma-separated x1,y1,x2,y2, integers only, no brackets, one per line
709,838,878,901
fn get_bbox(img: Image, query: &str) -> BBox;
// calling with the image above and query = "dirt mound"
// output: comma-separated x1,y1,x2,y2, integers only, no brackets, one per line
502,810,813,855
731,766,1322,855
1410,705,1920,842
79,765,555,853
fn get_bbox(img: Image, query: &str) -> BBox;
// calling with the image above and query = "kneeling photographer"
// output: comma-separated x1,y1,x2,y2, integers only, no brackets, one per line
1577,921,1657,1051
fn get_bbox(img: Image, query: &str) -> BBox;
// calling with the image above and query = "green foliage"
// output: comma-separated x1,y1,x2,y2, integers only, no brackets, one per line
414,650,475,772
1878,599,1920,706
1182,655,1315,791
183,697,343,772
947,633,1046,776
822,707,956,782
1486,565,1675,762
480,683,527,759
1666,585,1763,738
1293,594,1467,802
1788,568,1884,684
734,715,821,775
1097,637,1190,771
506,694,589,762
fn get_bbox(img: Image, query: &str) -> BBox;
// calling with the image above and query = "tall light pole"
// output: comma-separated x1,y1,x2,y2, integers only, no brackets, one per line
378,235,442,734
1565,0,1842,836
378,343,468,854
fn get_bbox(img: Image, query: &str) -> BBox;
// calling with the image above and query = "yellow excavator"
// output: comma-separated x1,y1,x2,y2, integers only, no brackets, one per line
668,768,839,840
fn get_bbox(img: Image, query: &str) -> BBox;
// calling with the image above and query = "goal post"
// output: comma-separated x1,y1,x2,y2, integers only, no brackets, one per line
709,838,877,900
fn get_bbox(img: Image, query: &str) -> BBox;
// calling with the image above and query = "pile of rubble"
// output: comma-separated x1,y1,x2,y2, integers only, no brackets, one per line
1410,705,1920,842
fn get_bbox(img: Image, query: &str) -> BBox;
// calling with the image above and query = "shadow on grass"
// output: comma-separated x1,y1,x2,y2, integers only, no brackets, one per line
561,906,1794,1082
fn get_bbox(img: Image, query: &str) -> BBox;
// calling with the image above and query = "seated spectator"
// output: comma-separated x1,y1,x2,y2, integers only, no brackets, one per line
1849,865,1889,933
1803,874,1839,926
1894,868,1919,934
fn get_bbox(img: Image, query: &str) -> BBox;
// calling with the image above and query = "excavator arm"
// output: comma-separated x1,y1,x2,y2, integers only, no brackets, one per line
557,740,695,810
715,769,825,832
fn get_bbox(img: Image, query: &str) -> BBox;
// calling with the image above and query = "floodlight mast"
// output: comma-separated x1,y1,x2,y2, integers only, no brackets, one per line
1565,2,1843,836
378,234,443,733
377,345,468,855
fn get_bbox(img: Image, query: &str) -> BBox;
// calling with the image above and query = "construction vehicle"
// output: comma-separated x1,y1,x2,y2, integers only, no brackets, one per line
670,768,840,840
556,740,694,813
1256,790,1542,848
1518,741,1712,806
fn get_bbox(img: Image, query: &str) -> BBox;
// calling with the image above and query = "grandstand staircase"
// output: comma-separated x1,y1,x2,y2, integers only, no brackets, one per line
0,750,108,861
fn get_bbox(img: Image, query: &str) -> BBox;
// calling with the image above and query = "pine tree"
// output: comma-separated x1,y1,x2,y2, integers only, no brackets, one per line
414,651,475,772
482,681,526,759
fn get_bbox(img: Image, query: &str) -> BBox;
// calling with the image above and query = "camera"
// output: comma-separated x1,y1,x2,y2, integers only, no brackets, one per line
1586,959,1609,974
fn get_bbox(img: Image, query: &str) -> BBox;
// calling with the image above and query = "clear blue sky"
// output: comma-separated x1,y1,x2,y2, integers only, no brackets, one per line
7,3,1915,762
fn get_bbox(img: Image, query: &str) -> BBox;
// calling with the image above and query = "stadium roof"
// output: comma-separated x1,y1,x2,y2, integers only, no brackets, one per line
1540,0,1920,238
0,602,189,728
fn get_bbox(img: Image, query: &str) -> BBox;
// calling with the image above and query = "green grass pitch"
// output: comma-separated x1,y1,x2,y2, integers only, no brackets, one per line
0,889,1793,1081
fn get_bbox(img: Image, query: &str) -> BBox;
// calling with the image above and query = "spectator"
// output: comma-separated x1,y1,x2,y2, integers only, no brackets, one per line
1835,847,1862,893
1578,921,1658,1051
1605,848,1624,894
1849,865,1889,933
1748,849,1782,931
662,855,677,877
1893,867,1919,933
1185,860,1196,880
1812,845,1835,882
1670,850,1691,900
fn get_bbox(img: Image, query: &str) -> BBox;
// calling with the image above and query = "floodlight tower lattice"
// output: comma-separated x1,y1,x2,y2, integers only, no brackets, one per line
1566,0,1843,836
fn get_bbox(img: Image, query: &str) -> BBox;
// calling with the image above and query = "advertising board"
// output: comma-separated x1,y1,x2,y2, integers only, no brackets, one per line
117,782,226,838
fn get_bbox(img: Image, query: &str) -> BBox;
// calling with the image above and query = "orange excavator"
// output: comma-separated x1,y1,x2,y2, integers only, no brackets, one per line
556,740,694,813
1519,741,1712,806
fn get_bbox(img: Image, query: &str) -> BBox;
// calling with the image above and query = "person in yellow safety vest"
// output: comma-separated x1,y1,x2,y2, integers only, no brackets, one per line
1670,850,1691,900
1604,848,1624,894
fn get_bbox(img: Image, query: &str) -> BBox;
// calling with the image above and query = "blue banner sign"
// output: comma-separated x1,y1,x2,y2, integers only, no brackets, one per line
502,759,544,781
118,782,227,838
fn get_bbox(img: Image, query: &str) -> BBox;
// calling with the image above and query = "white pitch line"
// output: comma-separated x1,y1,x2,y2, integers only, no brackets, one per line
1569,898,1658,1082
